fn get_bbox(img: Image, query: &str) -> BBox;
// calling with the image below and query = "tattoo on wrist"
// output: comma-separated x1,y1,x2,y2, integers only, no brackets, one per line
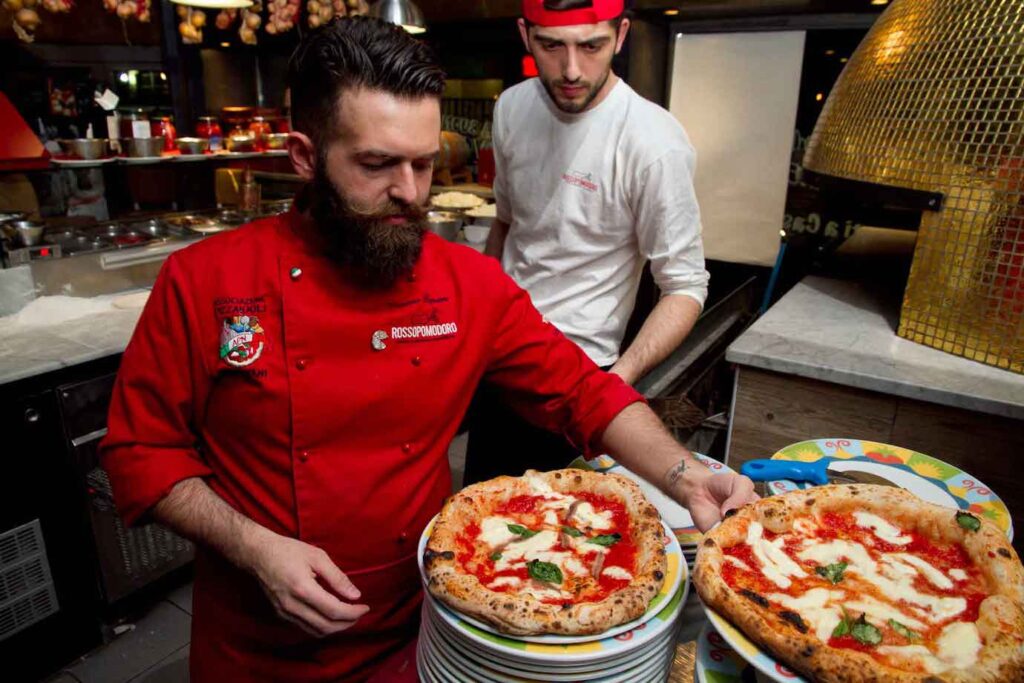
664,459,687,491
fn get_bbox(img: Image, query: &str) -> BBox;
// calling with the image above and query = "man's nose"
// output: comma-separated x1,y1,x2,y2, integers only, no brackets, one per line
563,48,582,83
389,163,418,205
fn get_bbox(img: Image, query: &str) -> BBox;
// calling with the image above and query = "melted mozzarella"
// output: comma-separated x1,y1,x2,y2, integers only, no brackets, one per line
494,530,559,572
794,517,819,536
521,582,571,602
478,517,519,548
843,596,927,630
724,556,752,571
601,566,633,581
747,522,808,588
854,511,911,546
891,553,953,590
766,588,845,641
936,622,981,670
531,550,588,577
949,568,968,582
573,502,614,531
487,576,522,590
877,622,981,674
543,510,559,526
798,540,965,623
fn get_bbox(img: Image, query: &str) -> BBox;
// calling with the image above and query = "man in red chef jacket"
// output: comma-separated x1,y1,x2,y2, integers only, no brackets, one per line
100,16,757,683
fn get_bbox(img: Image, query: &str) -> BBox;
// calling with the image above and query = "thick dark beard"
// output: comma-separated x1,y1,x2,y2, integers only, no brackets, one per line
541,67,611,114
309,159,427,289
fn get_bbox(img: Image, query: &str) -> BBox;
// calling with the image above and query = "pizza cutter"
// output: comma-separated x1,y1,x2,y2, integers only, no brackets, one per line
740,458,895,487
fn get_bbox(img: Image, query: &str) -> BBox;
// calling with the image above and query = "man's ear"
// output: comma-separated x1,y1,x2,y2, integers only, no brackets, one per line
614,17,631,55
287,131,317,181
517,18,532,54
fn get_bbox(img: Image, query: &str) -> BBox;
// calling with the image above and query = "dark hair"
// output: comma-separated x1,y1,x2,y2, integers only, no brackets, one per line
287,16,446,147
523,1,626,30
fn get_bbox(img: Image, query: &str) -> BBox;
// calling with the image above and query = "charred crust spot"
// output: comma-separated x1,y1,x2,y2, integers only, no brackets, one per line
805,499,815,506
654,570,664,580
615,599,623,605
503,603,514,610
574,475,583,483
724,508,739,518
552,621,561,628
703,538,716,548
740,589,769,608
764,509,775,518
998,548,1012,558
800,646,814,657
554,472,562,478
779,610,808,633
561,603,572,610
850,489,860,495
440,551,455,560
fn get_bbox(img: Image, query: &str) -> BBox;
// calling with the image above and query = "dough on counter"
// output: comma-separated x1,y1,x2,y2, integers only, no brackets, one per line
112,291,151,309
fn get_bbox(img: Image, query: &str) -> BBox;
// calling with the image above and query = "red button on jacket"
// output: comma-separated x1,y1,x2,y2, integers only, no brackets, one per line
100,210,642,683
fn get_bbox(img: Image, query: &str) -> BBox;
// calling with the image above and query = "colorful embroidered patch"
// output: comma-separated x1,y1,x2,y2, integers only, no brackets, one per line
220,315,266,367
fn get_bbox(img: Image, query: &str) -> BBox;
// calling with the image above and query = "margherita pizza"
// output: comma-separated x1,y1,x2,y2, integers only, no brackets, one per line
423,469,668,635
694,484,1024,682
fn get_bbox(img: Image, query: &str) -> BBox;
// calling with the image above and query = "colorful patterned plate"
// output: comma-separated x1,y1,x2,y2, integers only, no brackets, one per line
764,438,1013,539
703,609,807,683
694,622,756,683
417,515,686,645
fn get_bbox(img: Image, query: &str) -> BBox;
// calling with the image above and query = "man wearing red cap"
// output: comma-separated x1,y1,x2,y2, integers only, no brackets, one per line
465,0,710,483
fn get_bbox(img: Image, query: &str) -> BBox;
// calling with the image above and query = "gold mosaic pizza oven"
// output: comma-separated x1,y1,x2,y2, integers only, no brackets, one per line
804,0,1024,374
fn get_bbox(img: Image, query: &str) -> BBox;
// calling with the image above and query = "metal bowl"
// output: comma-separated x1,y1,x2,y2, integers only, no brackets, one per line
265,133,288,150
59,138,109,160
124,137,166,158
127,219,174,238
427,210,462,241
176,137,210,155
9,220,46,247
226,134,256,153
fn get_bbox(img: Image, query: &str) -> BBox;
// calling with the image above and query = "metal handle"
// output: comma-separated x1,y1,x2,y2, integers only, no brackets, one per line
740,459,829,485
71,427,108,448
24,408,40,424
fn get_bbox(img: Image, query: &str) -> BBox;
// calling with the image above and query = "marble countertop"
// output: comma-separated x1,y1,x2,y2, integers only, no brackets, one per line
727,276,1024,419
0,292,146,386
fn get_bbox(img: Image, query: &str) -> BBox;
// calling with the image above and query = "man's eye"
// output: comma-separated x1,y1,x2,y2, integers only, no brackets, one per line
362,162,386,171
582,43,601,52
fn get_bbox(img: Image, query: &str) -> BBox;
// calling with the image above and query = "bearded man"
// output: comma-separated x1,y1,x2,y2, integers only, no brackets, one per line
465,0,711,484
100,16,754,683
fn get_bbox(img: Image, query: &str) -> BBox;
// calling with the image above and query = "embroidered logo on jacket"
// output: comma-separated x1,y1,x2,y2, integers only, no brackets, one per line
220,315,265,367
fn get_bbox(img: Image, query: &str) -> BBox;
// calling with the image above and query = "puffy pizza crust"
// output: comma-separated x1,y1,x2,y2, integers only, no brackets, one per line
693,485,1024,683
424,469,668,636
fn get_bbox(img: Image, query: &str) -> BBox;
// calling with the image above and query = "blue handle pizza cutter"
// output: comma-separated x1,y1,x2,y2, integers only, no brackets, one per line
740,458,893,486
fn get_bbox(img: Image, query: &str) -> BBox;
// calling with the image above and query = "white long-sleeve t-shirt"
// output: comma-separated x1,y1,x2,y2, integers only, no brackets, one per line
494,77,709,366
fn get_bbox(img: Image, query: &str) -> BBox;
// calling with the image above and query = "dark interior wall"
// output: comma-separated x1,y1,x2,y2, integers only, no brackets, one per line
200,49,260,112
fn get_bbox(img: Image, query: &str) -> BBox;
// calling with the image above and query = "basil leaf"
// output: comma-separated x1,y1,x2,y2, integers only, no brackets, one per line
527,559,563,585
851,614,882,646
508,524,537,538
956,512,981,532
888,619,920,641
832,616,851,638
587,533,622,547
490,552,502,561
815,561,848,584
561,526,583,537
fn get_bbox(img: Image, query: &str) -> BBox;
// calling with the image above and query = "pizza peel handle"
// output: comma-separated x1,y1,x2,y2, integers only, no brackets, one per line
740,459,830,485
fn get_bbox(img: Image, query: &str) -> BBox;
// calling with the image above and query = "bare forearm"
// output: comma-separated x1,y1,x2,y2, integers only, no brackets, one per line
599,402,701,498
611,294,701,385
483,218,510,260
152,477,273,574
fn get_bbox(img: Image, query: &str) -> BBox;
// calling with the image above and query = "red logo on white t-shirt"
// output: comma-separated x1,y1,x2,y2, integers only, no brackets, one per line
562,170,598,193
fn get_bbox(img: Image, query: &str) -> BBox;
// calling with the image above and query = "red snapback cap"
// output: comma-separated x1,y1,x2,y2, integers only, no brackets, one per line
522,0,624,27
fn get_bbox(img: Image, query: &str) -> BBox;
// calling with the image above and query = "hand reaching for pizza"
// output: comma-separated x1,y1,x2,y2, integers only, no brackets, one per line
673,465,759,532
248,533,370,637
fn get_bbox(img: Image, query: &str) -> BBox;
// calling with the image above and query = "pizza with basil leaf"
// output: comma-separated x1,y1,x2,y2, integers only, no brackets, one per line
694,484,1024,682
423,469,667,635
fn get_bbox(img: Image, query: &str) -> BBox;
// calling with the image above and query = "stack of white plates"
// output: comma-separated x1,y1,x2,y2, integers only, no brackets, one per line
416,519,690,683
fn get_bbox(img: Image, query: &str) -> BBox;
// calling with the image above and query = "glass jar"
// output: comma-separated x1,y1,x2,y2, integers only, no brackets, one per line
196,116,224,152
249,116,272,152
152,116,177,153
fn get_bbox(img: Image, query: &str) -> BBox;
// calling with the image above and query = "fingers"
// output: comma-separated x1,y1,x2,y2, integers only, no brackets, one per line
294,577,370,624
277,596,363,638
689,504,722,533
719,475,758,515
312,551,362,602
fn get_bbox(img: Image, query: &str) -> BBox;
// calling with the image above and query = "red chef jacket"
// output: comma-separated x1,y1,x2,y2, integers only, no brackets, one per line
100,209,642,683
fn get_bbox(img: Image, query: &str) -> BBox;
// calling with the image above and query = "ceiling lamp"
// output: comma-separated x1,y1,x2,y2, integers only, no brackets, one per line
170,0,252,8
804,0,1024,373
371,0,426,34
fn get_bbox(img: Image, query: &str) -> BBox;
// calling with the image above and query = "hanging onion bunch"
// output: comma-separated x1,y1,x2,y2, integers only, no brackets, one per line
177,4,206,44
214,8,236,29
238,0,261,44
265,0,298,34
103,0,150,23
6,0,73,43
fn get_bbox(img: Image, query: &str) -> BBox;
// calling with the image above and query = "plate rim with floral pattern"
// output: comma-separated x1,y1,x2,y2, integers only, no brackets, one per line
764,437,1013,539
